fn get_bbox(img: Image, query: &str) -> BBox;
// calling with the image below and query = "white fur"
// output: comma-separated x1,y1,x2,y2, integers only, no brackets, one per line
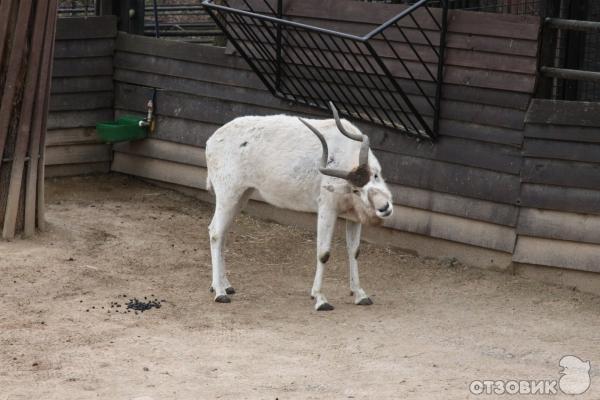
205,115,393,310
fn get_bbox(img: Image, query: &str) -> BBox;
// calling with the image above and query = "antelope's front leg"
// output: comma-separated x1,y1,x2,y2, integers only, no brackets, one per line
312,207,337,311
346,220,372,305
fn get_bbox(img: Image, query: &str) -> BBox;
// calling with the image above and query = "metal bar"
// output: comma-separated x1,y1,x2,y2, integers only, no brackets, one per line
424,5,441,30
432,0,448,138
260,0,277,15
238,0,262,20
143,30,221,37
394,23,437,82
238,13,323,106
314,35,369,120
57,6,96,14
203,0,364,41
363,0,429,40
143,6,206,12
243,21,368,115
234,13,319,107
408,14,439,58
347,39,414,129
318,34,377,123
381,31,434,109
327,37,379,124
541,66,600,83
205,7,279,96
276,0,283,91
537,3,560,98
545,17,600,33
226,12,280,89
351,42,406,131
365,41,432,137
152,0,160,38
281,27,342,108
237,9,324,106
343,40,400,127
294,29,364,118
353,39,419,132
143,23,217,28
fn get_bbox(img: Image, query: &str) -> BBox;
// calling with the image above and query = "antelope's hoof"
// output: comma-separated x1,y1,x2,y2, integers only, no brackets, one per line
214,295,231,303
225,287,236,295
356,297,373,306
316,302,334,311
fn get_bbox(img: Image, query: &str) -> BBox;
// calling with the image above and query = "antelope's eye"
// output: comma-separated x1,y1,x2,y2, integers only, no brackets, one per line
352,189,360,194
374,174,379,179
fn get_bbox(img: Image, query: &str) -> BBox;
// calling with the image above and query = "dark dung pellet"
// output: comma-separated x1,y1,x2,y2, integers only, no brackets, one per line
126,297,163,313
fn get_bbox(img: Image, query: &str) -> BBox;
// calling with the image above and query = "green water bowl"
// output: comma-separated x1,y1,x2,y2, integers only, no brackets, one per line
96,116,148,143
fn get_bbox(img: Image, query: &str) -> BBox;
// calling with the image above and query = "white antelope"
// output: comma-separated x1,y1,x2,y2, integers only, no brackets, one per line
205,103,394,311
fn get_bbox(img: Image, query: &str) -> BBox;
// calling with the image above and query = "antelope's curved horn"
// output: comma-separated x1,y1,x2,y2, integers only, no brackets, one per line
359,134,370,166
343,134,371,187
299,118,355,181
329,102,372,170
299,118,328,168
328,102,363,142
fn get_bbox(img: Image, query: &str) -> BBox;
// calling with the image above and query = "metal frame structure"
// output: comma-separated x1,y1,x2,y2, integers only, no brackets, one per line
541,15,600,84
538,3,600,101
202,0,449,140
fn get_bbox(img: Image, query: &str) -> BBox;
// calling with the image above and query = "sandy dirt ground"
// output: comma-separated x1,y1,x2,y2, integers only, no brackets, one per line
1,174,600,400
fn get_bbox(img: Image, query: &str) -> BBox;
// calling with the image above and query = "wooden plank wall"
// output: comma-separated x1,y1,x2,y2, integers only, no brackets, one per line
513,100,600,273
46,16,117,177
111,3,540,262
51,8,600,276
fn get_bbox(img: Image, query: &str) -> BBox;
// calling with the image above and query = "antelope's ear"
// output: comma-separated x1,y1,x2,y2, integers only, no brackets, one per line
323,184,351,194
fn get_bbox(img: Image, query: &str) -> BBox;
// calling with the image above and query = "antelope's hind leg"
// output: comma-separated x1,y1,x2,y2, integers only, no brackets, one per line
208,187,252,303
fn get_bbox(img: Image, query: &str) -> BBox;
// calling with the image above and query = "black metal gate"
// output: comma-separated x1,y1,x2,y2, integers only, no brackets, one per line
203,0,449,141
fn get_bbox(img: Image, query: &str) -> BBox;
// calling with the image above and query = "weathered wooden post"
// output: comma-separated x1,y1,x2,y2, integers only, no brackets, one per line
113,0,145,35
0,0,59,239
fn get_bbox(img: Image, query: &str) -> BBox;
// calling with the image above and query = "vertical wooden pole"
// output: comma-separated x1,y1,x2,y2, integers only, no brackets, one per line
0,0,14,68
2,0,51,239
25,0,59,237
0,0,59,239
36,2,59,233
0,0,33,170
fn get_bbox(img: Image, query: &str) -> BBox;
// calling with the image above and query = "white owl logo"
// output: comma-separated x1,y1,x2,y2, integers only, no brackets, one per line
559,355,591,395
